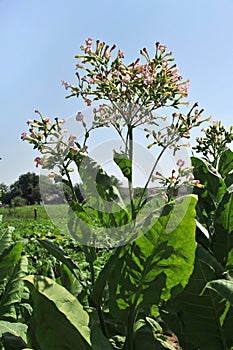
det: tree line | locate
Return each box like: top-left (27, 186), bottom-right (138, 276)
top-left (0, 172), bottom-right (84, 207)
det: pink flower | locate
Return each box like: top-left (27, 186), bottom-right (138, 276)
top-left (89, 77), bottom-right (96, 84)
top-left (186, 173), bottom-right (194, 181)
top-left (144, 73), bottom-right (154, 85)
top-left (172, 68), bottom-right (182, 82)
top-left (85, 46), bottom-right (92, 54)
top-left (34, 157), bottom-right (43, 167)
top-left (85, 38), bottom-right (93, 46)
top-left (118, 49), bottom-right (124, 58)
top-left (143, 64), bottom-right (154, 85)
top-left (122, 74), bottom-right (131, 83)
top-left (159, 44), bottom-right (167, 52)
top-left (21, 132), bottom-right (27, 140)
top-left (176, 159), bottom-right (185, 167)
top-left (133, 61), bottom-right (141, 69)
top-left (85, 99), bottom-right (91, 106)
top-left (76, 63), bottom-right (82, 70)
top-left (76, 112), bottom-right (84, 121)
top-left (69, 134), bottom-right (77, 141)
top-left (43, 117), bottom-right (50, 124)
top-left (61, 80), bottom-right (71, 90)
top-left (194, 180), bottom-right (205, 189)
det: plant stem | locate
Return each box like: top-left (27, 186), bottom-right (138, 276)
top-left (127, 125), bottom-right (136, 220)
top-left (137, 144), bottom-right (169, 210)
top-left (96, 305), bottom-right (108, 338)
top-left (64, 164), bottom-right (79, 203)
top-left (125, 306), bottom-right (136, 350)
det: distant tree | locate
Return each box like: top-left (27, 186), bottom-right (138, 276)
top-left (10, 172), bottom-right (41, 205)
top-left (12, 196), bottom-right (27, 207)
top-left (0, 183), bottom-right (10, 205)
top-left (39, 175), bottom-right (65, 204)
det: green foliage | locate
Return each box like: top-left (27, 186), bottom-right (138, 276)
top-left (108, 195), bottom-right (197, 320)
top-left (113, 151), bottom-right (132, 182)
top-left (11, 197), bottom-right (27, 208)
top-left (0, 226), bottom-right (28, 322)
top-left (23, 275), bottom-right (112, 350)
top-left (10, 173), bottom-right (41, 206)
top-left (0, 321), bottom-right (28, 350)
top-left (15, 37), bottom-right (233, 349)
top-left (193, 121), bottom-right (233, 167)
top-left (162, 149), bottom-right (233, 349)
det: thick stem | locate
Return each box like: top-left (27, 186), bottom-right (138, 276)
top-left (127, 125), bottom-right (136, 220)
top-left (137, 144), bottom-right (169, 210)
top-left (64, 164), bottom-right (79, 203)
top-left (124, 306), bottom-right (137, 350)
top-left (96, 305), bottom-right (108, 338)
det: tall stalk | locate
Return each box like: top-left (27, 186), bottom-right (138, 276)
top-left (127, 125), bottom-right (136, 220)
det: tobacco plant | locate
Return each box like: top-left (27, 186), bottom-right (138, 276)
top-left (1, 38), bottom-right (219, 349)
top-left (162, 123), bottom-right (233, 350)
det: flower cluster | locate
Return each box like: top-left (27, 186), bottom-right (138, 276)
top-left (145, 102), bottom-right (210, 154)
top-left (193, 120), bottom-right (233, 165)
top-left (62, 38), bottom-right (190, 112)
top-left (151, 158), bottom-right (204, 201)
top-left (21, 111), bottom-right (88, 175)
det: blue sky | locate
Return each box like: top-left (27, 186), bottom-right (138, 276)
top-left (1, 0), bottom-right (233, 185)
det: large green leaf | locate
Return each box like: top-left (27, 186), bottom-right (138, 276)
top-left (67, 154), bottom-right (132, 246)
top-left (113, 150), bottom-right (132, 181)
top-left (108, 195), bottom-right (197, 319)
top-left (218, 149), bottom-right (233, 178)
top-left (23, 275), bottom-right (112, 350)
top-left (0, 243), bottom-right (22, 286)
top-left (133, 319), bottom-right (177, 350)
top-left (162, 245), bottom-right (233, 350)
top-left (0, 256), bottom-right (28, 320)
top-left (212, 191), bottom-right (233, 266)
top-left (0, 242), bottom-right (25, 321)
top-left (89, 247), bottom-right (122, 308)
top-left (0, 226), bottom-right (12, 256)
top-left (191, 157), bottom-right (226, 215)
top-left (206, 279), bottom-right (233, 305)
top-left (38, 239), bottom-right (85, 284)
top-left (0, 321), bottom-right (28, 349)
top-left (75, 154), bottom-right (125, 208)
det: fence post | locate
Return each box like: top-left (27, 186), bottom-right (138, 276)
top-left (34, 208), bottom-right (38, 220)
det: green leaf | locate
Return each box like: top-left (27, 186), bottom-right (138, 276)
top-left (38, 239), bottom-right (85, 284)
top-left (76, 154), bottom-right (125, 208)
top-left (0, 321), bottom-right (28, 348)
top-left (108, 195), bottom-right (197, 319)
top-left (162, 245), bottom-right (233, 350)
top-left (225, 173), bottom-right (233, 188)
top-left (218, 149), bottom-right (233, 178)
top-left (0, 226), bottom-right (12, 256)
top-left (134, 323), bottom-right (176, 350)
top-left (23, 275), bottom-right (112, 350)
top-left (206, 279), bottom-right (233, 305)
top-left (191, 157), bottom-right (226, 215)
top-left (1, 332), bottom-right (28, 350)
top-left (212, 191), bottom-right (233, 266)
top-left (0, 242), bottom-right (25, 321)
top-left (0, 256), bottom-right (28, 320)
top-left (0, 243), bottom-right (22, 287)
top-left (89, 246), bottom-right (122, 307)
top-left (113, 150), bottom-right (132, 181)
